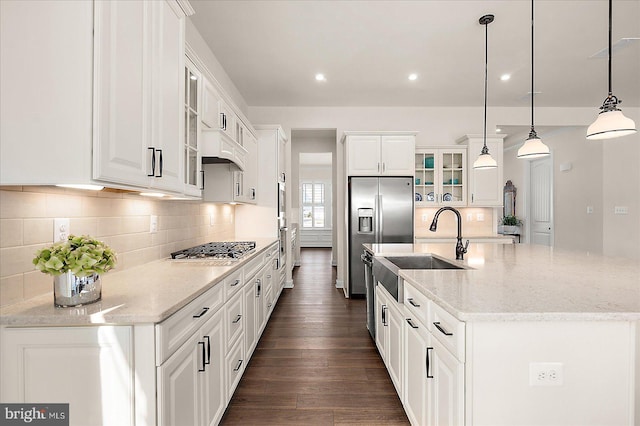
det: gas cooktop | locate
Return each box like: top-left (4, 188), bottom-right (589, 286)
top-left (170, 241), bottom-right (256, 260)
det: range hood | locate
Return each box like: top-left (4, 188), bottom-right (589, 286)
top-left (201, 128), bottom-right (247, 171)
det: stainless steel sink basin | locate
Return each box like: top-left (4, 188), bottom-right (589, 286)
top-left (372, 255), bottom-right (466, 301)
top-left (384, 256), bottom-right (463, 270)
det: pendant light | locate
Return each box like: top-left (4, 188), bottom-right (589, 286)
top-left (586, 0), bottom-right (637, 140)
top-left (517, 0), bottom-right (550, 159)
top-left (473, 14), bottom-right (498, 170)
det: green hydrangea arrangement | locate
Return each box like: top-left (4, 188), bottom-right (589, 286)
top-left (33, 235), bottom-right (117, 277)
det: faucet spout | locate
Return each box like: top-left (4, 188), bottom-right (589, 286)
top-left (429, 207), bottom-right (469, 260)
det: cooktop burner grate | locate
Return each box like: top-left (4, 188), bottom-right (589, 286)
top-left (170, 241), bottom-right (256, 260)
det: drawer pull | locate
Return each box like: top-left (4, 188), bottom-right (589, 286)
top-left (233, 359), bottom-right (243, 372)
top-left (198, 341), bottom-right (206, 372)
top-left (426, 347), bottom-right (434, 379)
top-left (230, 279), bottom-right (240, 287)
top-left (408, 298), bottom-right (421, 307)
top-left (193, 307), bottom-right (209, 318)
top-left (232, 314), bottom-right (242, 324)
top-left (406, 318), bottom-right (419, 329)
top-left (433, 321), bottom-right (453, 336)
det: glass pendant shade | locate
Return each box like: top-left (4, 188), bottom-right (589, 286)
top-left (517, 133), bottom-right (550, 159)
top-left (586, 109), bottom-right (637, 140)
top-left (473, 152), bottom-right (498, 169)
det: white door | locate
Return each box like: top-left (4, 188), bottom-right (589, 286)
top-left (529, 157), bottom-right (553, 246)
top-left (380, 135), bottom-right (415, 175)
top-left (387, 302), bottom-right (404, 399)
top-left (403, 318), bottom-right (429, 426)
top-left (429, 339), bottom-right (464, 426)
top-left (347, 135), bottom-right (381, 175)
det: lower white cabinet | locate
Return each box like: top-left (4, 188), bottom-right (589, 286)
top-left (403, 316), bottom-right (430, 425)
top-left (375, 285), bottom-right (403, 398)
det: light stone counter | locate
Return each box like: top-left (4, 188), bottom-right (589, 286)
top-left (365, 243), bottom-right (640, 321)
top-left (0, 238), bottom-right (278, 326)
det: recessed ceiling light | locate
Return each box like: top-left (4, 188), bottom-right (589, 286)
top-left (315, 73), bottom-right (326, 82)
top-left (408, 73), bottom-right (418, 81)
top-left (500, 74), bottom-right (511, 81)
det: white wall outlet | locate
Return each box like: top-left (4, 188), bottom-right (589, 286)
top-left (614, 206), bottom-right (628, 215)
top-left (421, 213), bottom-right (428, 222)
top-left (586, 206), bottom-right (594, 214)
top-left (476, 213), bottom-right (485, 221)
top-left (529, 362), bottom-right (564, 386)
top-left (149, 215), bottom-right (158, 233)
top-left (54, 218), bottom-right (70, 242)
top-left (466, 213), bottom-right (473, 222)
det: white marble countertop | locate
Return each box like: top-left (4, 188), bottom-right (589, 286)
top-left (365, 243), bottom-right (640, 321)
top-left (0, 238), bottom-right (278, 326)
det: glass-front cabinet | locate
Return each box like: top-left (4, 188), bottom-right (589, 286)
top-left (183, 58), bottom-right (201, 196)
top-left (415, 148), bottom-right (466, 206)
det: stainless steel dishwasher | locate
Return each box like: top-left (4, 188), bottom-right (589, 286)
top-left (361, 250), bottom-right (375, 339)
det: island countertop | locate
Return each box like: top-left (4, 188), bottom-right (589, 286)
top-left (0, 238), bottom-right (278, 326)
top-left (364, 243), bottom-right (640, 321)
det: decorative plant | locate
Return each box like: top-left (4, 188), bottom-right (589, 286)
top-left (500, 215), bottom-right (522, 226)
top-left (33, 235), bottom-right (117, 277)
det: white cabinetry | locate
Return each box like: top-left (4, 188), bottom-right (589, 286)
top-left (0, 326), bottom-right (135, 426)
top-left (414, 148), bottom-right (467, 206)
top-left (345, 133), bottom-right (416, 176)
top-left (93, 0), bottom-right (186, 193)
top-left (457, 135), bottom-right (505, 206)
top-left (375, 285), bottom-right (403, 398)
top-left (183, 58), bottom-right (203, 196)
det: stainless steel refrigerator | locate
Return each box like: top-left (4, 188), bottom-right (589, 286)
top-left (348, 177), bottom-right (414, 298)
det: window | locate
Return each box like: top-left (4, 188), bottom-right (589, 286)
top-left (301, 182), bottom-right (328, 228)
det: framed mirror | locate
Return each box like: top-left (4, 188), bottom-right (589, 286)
top-left (503, 180), bottom-right (516, 218)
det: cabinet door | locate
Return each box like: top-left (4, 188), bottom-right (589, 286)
top-left (381, 135), bottom-right (415, 175)
top-left (157, 333), bottom-right (201, 426)
top-left (243, 133), bottom-right (258, 202)
top-left (201, 78), bottom-right (220, 129)
top-left (468, 137), bottom-right (503, 206)
top-left (438, 149), bottom-right (466, 206)
top-left (1, 326), bottom-right (134, 426)
top-left (219, 101), bottom-right (235, 140)
top-left (404, 317), bottom-right (429, 426)
top-left (183, 58), bottom-right (201, 196)
top-left (149, 0), bottom-right (184, 192)
top-left (387, 301), bottom-right (404, 399)
top-left (254, 274), bottom-right (265, 338)
top-left (243, 277), bottom-right (258, 359)
top-left (415, 151), bottom-right (438, 207)
top-left (201, 309), bottom-right (226, 426)
top-left (374, 285), bottom-right (388, 360)
top-left (428, 339), bottom-right (464, 426)
top-left (93, 0), bottom-right (151, 187)
top-left (347, 135), bottom-right (381, 175)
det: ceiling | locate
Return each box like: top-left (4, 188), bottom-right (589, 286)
top-left (189, 0), bottom-right (640, 108)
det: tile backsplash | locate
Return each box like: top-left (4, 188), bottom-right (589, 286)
top-left (0, 186), bottom-right (235, 307)
top-left (415, 207), bottom-right (496, 238)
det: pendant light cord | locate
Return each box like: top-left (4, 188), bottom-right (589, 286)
top-left (531, 0), bottom-right (535, 131)
top-left (608, 0), bottom-right (612, 96)
top-left (483, 19), bottom-right (488, 151)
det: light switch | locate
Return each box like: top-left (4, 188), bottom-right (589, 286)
top-left (614, 206), bottom-right (628, 215)
top-left (476, 213), bottom-right (485, 222)
top-left (466, 213), bottom-right (473, 222)
top-left (586, 206), bottom-right (593, 214)
top-left (150, 215), bottom-right (158, 233)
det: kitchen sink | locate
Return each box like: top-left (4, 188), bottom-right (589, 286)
top-left (372, 255), bottom-right (467, 301)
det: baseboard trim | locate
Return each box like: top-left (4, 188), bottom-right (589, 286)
top-left (335, 279), bottom-right (344, 289)
top-left (284, 279), bottom-right (294, 289)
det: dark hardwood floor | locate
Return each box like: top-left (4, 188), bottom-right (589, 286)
top-left (220, 247), bottom-right (409, 425)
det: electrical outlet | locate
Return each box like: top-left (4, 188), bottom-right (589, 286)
top-left (150, 215), bottom-right (158, 233)
top-left (529, 362), bottom-right (563, 386)
top-left (476, 213), bottom-right (484, 222)
top-left (421, 214), bottom-right (428, 222)
top-left (53, 218), bottom-right (70, 242)
top-left (586, 206), bottom-right (594, 214)
top-left (614, 206), bottom-right (628, 215)
top-left (466, 213), bottom-right (473, 222)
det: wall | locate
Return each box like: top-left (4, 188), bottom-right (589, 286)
top-left (415, 207), bottom-right (495, 238)
top-left (0, 187), bottom-right (235, 307)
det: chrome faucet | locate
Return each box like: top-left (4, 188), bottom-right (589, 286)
top-left (429, 207), bottom-right (469, 260)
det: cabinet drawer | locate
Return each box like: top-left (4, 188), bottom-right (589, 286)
top-left (155, 283), bottom-right (224, 365)
top-left (403, 283), bottom-right (429, 328)
top-left (243, 252), bottom-right (265, 282)
top-left (225, 291), bottom-right (244, 351)
top-left (429, 301), bottom-right (465, 362)
top-left (223, 269), bottom-right (243, 302)
top-left (226, 337), bottom-right (245, 402)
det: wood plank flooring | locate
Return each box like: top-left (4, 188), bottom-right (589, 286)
top-left (220, 248), bottom-right (409, 425)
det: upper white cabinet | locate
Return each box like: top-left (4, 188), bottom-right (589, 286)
top-left (458, 135), bottom-right (505, 206)
top-left (415, 148), bottom-right (467, 206)
top-left (93, 0), bottom-right (186, 193)
top-left (183, 57), bottom-right (203, 197)
top-left (345, 133), bottom-right (416, 176)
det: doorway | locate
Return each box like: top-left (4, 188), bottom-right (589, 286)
top-left (529, 156), bottom-right (554, 246)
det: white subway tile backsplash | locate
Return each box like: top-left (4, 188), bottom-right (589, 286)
top-left (23, 270), bottom-right (52, 300)
top-left (45, 193), bottom-right (83, 218)
top-left (0, 274), bottom-right (23, 307)
top-left (23, 218), bottom-right (53, 245)
top-left (0, 219), bottom-right (23, 248)
top-left (0, 190), bottom-right (46, 218)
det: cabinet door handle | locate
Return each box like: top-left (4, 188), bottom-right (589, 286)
top-left (382, 162), bottom-right (386, 173)
top-left (193, 307), bottom-right (209, 318)
top-left (232, 314), bottom-right (242, 324)
top-left (426, 347), bottom-right (434, 379)
top-left (230, 279), bottom-right (240, 287)
top-left (381, 304), bottom-right (387, 326)
top-left (200, 170), bottom-right (205, 190)
top-left (233, 359), bottom-right (243, 372)
top-left (268, 303), bottom-right (272, 309)
top-left (203, 335), bottom-right (211, 365)
top-left (406, 318), bottom-right (419, 329)
top-left (147, 147), bottom-right (156, 177)
top-left (220, 112), bottom-right (226, 131)
top-left (408, 298), bottom-right (421, 307)
top-left (198, 341), bottom-right (206, 372)
top-left (251, 188), bottom-right (256, 199)
top-left (433, 321), bottom-right (453, 336)
top-left (155, 149), bottom-right (163, 177)
top-left (377, 162), bottom-right (381, 173)
top-left (256, 279), bottom-right (261, 297)
top-left (472, 193), bottom-right (474, 203)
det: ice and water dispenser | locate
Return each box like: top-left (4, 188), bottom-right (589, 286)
top-left (357, 208), bottom-right (374, 233)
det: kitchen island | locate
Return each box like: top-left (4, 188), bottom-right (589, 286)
top-left (365, 242), bottom-right (639, 425)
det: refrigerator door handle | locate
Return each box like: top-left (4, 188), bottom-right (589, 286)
top-left (378, 194), bottom-right (383, 242)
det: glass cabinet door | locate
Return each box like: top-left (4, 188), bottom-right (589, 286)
top-left (415, 149), bottom-right (466, 206)
top-left (415, 152), bottom-right (437, 205)
top-left (184, 59), bottom-right (200, 191)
